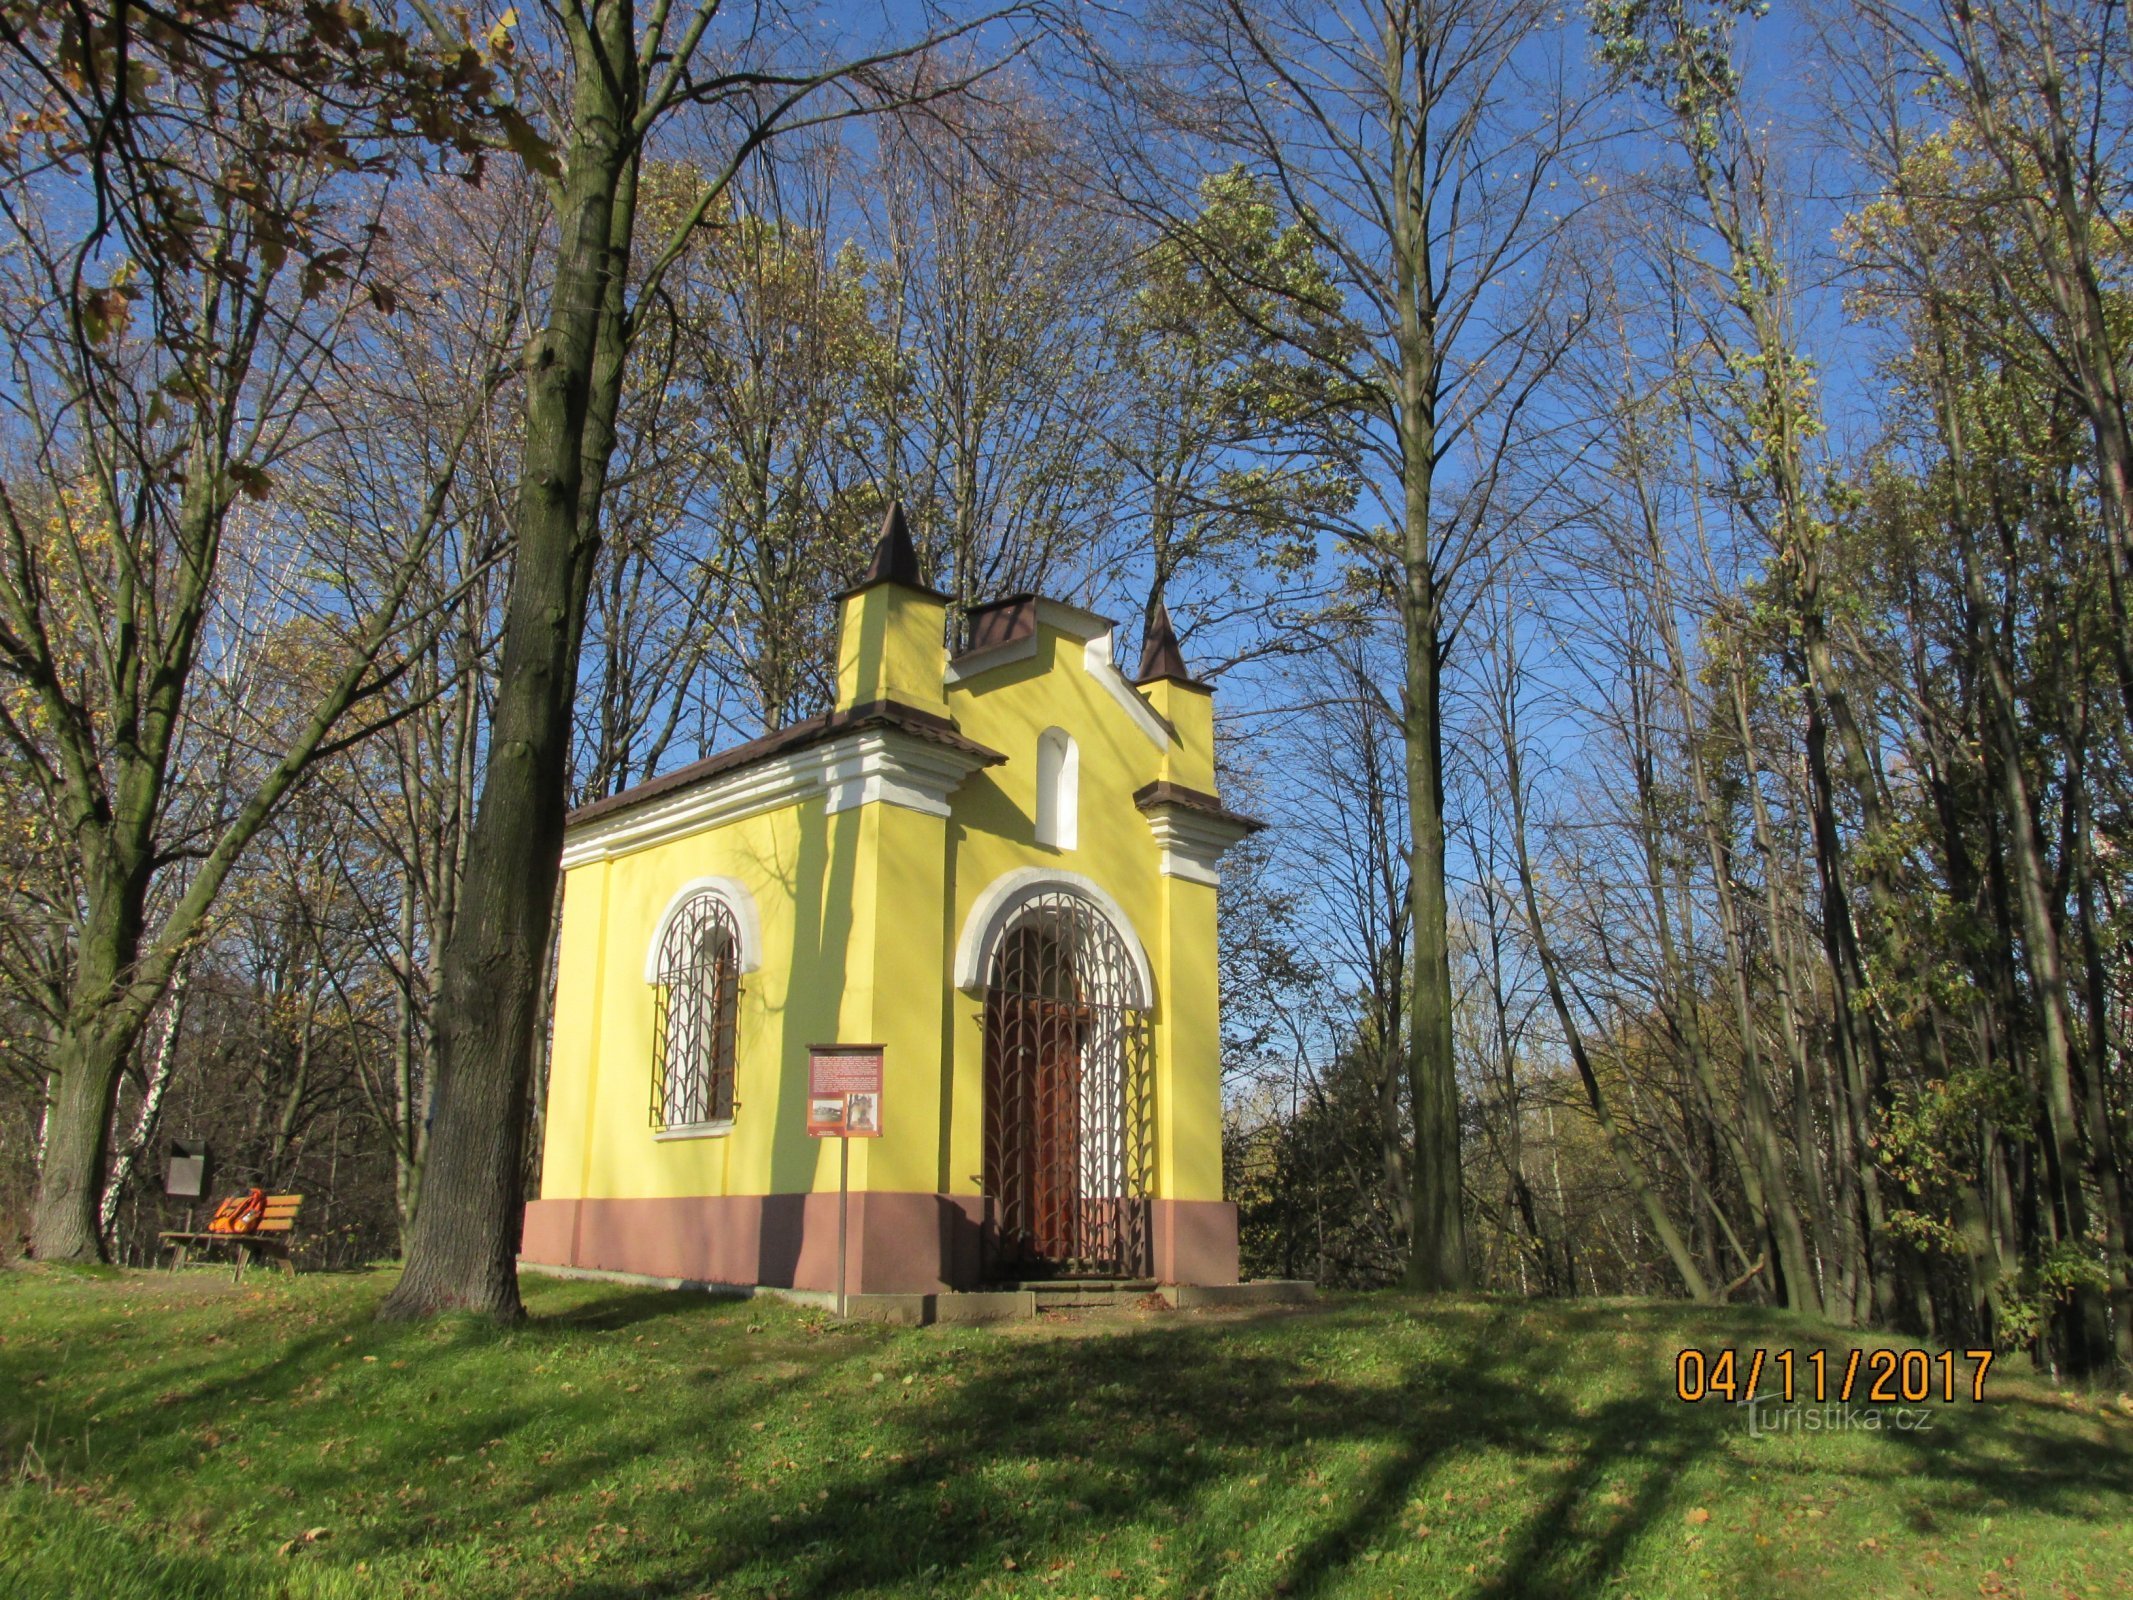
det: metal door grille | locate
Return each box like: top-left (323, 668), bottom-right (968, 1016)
top-left (650, 894), bottom-right (740, 1129)
top-left (982, 891), bottom-right (1152, 1278)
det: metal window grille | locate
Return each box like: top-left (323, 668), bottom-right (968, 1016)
top-left (982, 890), bottom-right (1152, 1278)
top-left (650, 894), bottom-right (740, 1130)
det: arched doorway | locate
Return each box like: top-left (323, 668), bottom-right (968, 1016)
top-left (982, 889), bottom-right (1152, 1278)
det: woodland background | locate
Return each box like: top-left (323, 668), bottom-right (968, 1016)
top-left (3, 0), bottom-right (2131, 1376)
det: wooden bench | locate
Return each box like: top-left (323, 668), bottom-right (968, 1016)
top-left (161, 1195), bottom-right (304, 1280)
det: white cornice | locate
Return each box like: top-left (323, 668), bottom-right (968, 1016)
top-left (942, 629), bottom-right (1038, 686)
top-left (561, 728), bottom-right (994, 868)
top-left (1141, 806), bottom-right (1256, 887)
top-left (822, 730), bottom-right (990, 817)
top-left (1081, 631), bottom-right (1172, 751)
top-left (1035, 597), bottom-right (1115, 642)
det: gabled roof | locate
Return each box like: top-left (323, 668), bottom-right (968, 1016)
top-left (567, 700), bottom-right (1004, 830)
top-left (955, 593), bottom-right (1116, 662)
top-left (943, 592), bottom-right (1175, 752)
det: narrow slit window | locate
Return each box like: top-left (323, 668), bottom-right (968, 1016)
top-left (1035, 727), bottom-right (1079, 850)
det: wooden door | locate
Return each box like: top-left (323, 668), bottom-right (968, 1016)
top-left (984, 925), bottom-right (1085, 1273)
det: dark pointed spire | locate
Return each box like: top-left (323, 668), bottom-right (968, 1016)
top-left (861, 501), bottom-right (922, 588)
top-left (1135, 601), bottom-right (1195, 685)
top-left (835, 500), bottom-right (948, 604)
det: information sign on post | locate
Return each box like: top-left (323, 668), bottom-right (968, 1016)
top-left (807, 1046), bottom-right (883, 1318)
top-left (806, 1047), bottom-right (883, 1137)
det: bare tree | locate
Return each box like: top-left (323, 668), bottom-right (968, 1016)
top-left (0, 19), bottom-right (506, 1261)
top-left (1102, 0), bottom-right (1599, 1287)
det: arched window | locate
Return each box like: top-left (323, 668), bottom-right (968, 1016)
top-left (1035, 727), bottom-right (1079, 850)
top-left (650, 893), bottom-right (740, 1131)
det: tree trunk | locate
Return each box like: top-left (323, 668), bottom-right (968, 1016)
top-left (28, 847), bottom-right (154, 1262)
top-left (379, 0), bottom-right (639, 1321)
top-left (1928, 343), bottom-right (2122, 1373)
top-left (1404, 582), bottom-right (1467, 1289)
top-left (1389, 43), bottom-right (1468, 1290)
top-left (1505, 742), bottom-right (1712, 1302)
top-left (1634, 579), bottom-right (1821, 1316)
top-left (30, 1026), bottom-right (134, 1261)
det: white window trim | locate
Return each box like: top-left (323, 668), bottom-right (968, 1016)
top-left (953, 867), bottom-right (1154, 1005)
top-left (643, 878), bottom-right (762, 982)
top-left (652, 1119), bottom-right (735, 1142)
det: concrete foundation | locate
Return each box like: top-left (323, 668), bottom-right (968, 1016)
top-left (519, 1259), bottom-right (1313, 1323)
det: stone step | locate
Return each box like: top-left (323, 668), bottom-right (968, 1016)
top-left (1027, 1281), bottom-right (1160, 1312)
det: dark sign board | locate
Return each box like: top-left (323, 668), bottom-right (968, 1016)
top-left (165, 1140), bottom-right (210, 1199)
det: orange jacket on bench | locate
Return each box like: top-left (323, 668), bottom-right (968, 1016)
top-left (206, 1189), bottom-right (267, 1235)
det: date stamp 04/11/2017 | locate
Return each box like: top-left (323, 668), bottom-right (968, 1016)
top-left (1674, 1346), bottom-right (1995, 1405)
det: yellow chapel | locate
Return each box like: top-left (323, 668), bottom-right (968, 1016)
top-left (522, 506), bottom-right (1259, 1295)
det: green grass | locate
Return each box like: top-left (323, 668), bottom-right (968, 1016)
top-left (1, 1268), bottom-right (2129, 1599)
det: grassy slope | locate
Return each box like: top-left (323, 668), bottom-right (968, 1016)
top-left (0, 1269), bottom-right (2129, 1600)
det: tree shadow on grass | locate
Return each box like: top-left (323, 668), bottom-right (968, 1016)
top-left (1865, 1383), bottom-right (2133, 1510)
top-left (545, 1297), bottom-right (1750, 1600)
top-left (14, 1287), bottom-right (1704, 1597)
top-left (533, 1286), bottom-right (760, 1334)
top-left (11, 1282), bottom-right (2132, 1600)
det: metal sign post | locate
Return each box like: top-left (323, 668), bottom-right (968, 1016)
top-left (807, 1046), bottom-right (883, 1320)
top-left (837, 1134), bottom-right (851, 1318)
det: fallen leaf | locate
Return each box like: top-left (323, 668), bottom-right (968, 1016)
top-left (1685, 1507), bottom-right (1712, 1526)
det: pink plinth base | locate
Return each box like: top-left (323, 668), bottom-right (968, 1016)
top-left (521, 1194), bottom-right (1239, 1293)
top-left (1150, 1198), bottom-right (1241, 1286)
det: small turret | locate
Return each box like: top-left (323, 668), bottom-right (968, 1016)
top-left (1133, 602), bottom-right (1214, 790)
top-left (833, 502), bottom-right (949, 713)
top-left (1134, 602), bottom-right (1203, 689)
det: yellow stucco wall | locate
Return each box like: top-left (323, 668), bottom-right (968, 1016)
top-left (539, 584), bottom-right (1231, 1209)
top-left (940, 623), bottom-right (1225, 1204)
top-left (835, 579), bottom-right (950, 714)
